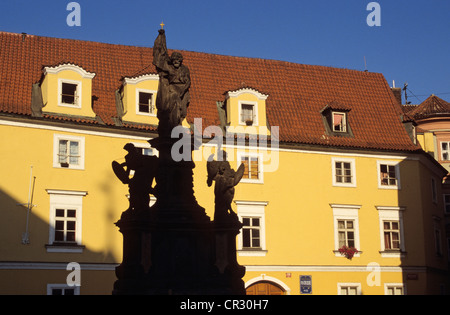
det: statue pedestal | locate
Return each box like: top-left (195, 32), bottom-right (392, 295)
top-left (112, 136), bottom-right (246, 295)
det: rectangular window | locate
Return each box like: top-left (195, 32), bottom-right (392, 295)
top-left (61, 82), bottom-right (78, 105)
top-left (336, 162), bottom-right (352, 183)
top-left (444, 195), bottom-right (450, 214)
top-left (53, 134), bottom-right (85, 170)
top-left (236, 200), bottom-right (268, 256)
top-left (332, 112), bottom-right (347, 132)
top-left (138, 91), bottom-right (155, 115)
top-left (242, 156), bottom-right (259, 180)
top-left (338, 284), bottom-right (361, 295)
top-left (377, 206), bottom-right (405, 257)
top-left (386, 285), bottom-right (404, 295)
top-left (377, 161), bottom-right (400, 189)
top-left (431, 178), bottom-right (438, 203)
top-left (332, 204), bottom-right (361, 257)
top-left (332, 158), bottom-right (356, 187)
top-left (383, 221), bottom-right (400, 250)
top-left (337, 220), bottom-right (355, 248)
top-left (47, 190), bottom-right (86, 253)
top-left (240, 104), bottom-right (255, 125)
top-left (242, 217), bottom-right (261, 249)
top-left (380, 164), bottom-right (397, 186)
top-left (441, 142), bottom-right (450, 161)
top-left (54, 208), bottom-right (77, 243)
top-left (47, 284), bottom-right (79, 295)
top-left (58, 140), bottom-right (80, 166)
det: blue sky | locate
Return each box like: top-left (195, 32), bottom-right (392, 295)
top-left (1, 0), bottom-right (449, 104)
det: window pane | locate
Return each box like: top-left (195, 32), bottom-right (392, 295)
top-left (55, 231), bottom-right (64, 242)
top-left (67, 221), bottom-right (76, 231)
top-left (61, 83), bottom-right (77, 104)
top-left (66, 231), bottom-right (76, 242)
top-left (55, 220), bottom-right (64, 230)
top-left (252, 218), bottom-right (260, 227)
top-left (243, 218), bottom-right (250, 226)
top-left (56, 209), bottom-right (65, 217)
top-left (242, 229), bottom-right (251, 247)
top-left (67, 209), bottom-right (76, 218)
top-left (52, 288), bottom-right (63, 295)
top-left (58, 140), bottom-right (68, 163)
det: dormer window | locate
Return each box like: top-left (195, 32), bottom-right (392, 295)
top-left (61, 82), bottom-right (79, 106)
top-left (137, 90), bottom-right (155, 115)
top-left (40, 64), bottom-right (96, 118)
top-left (332, 112), bottom-right (347, 132)
top-left (320, 101), bottom-right (353, 137)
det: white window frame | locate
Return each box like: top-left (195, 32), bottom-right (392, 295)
top-left (384, 283), bottom-right (405, 295)
top-left (237, 151), bottom-right (263, 184)
top-left (235, 200), bottom-right (268, 256)
top-left (136, 88), bottom-right (157, 116)
top-left (331, 204), bottom-right (361, 257)
top-left (46, 189), bottom-right (87, 253)
top-left (53, 134), bottom-right (85, 170)
top-left (337, 283), bottom-right (361, 295)
top-left (58, 78), bottom-right (82, 108)
top-left (47, 284), bottom-right (80, 295)
top-left (332, 157), bottom-right (356, 187)
top-left (332, 112), bottom-right (347, 133)
top-left (440, 141), bottom-right (450, 161)
top-left (377, 161), bottom-right (401, 190)
top-left (238, 100), bottom-right (258, 126)
top-left (376, 206), bottom-right (406, 257)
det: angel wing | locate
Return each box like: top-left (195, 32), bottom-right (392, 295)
top-left (207, 160), bottom-right (220, 187)
top-left (234, 163), bottom-right (245, 186)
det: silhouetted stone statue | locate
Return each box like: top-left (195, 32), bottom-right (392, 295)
top-left (112, 143), bottom-right (158, 213)
top-left (207, 151), bottom-right (245, 223)
top-left (153, 29), bottom-right (191, 136)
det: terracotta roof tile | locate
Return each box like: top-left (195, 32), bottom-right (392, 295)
top-left (0, 31), bottom-right (419, 152)
top-left (408, 94), bottom-right (450, 120)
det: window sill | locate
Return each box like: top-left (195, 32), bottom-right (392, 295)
top-left (46, 243), bottom-right (85, 253)
top-left (379, 250), bottom-right (406, 258)
top-left (333, 250), bottom-right (362, 258)
top-left (238, 249), bottom-right (267, 257)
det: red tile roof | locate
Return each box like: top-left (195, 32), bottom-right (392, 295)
top-left (407, 94), bottom-right (450, 120)
top-left (0, 31), bottom-right (419, 152)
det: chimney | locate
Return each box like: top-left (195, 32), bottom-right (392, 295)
top-left (391, 87), bottom-right (402, 105)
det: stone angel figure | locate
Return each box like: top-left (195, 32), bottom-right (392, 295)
top-left (207, 151), bottom-right (245, 222)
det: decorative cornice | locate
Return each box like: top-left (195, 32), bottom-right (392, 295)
top-left (43, 63), bottom-right (96, 79)
top-left (226, 87), bottom-right (268, 100)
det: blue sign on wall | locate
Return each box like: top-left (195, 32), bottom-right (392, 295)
top-left (300, 275), bottom-right (312, 294)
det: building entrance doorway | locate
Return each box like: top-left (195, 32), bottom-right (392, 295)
top-left (246, 281), bottom-right (286, 295)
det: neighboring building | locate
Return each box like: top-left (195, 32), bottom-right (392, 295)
top-left (0, 31), bottom-right (448, 295)
top-left (402, 94), bottom-right (450, 283)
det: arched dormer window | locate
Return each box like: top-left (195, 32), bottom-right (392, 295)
top-left (41, 63), bottom-right (96, 118)
top-left (119, 73), bottom-right (160, 125)
top-left (224, 87), bottom-right (270, 136)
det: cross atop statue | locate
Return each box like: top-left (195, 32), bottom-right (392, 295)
top-left (160, 21), bottom-right (165, 29)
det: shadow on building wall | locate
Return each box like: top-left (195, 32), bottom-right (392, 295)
top-left (0, 185), bottom-right (120, 295)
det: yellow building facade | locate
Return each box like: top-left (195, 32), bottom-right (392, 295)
top-left (0, 31), bottom-right (448, 295)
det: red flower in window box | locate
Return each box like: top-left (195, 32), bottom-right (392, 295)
top-left (338, 246), bottom-right (358, 259)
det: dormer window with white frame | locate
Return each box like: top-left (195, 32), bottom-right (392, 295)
top-left (59, 79), bottom-right (81, 108)
top-left (332, 112), bottom-right (347, 132)
top-left (137, 89), bottom-right (156, 116)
